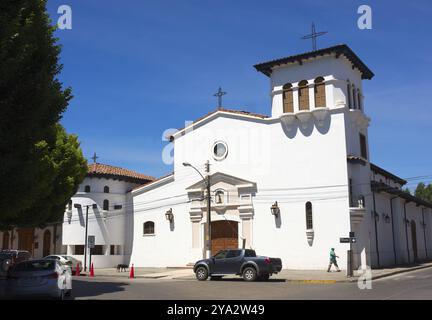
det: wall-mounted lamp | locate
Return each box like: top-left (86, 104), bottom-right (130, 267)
top-left (405, 219), bottom-right (410, 226)
top-left (271, 202), bottom-right (280, 217)
top-left (382, 213), bottom-right (391, 224)
top-left (165, 208), bottom-right (174, 223)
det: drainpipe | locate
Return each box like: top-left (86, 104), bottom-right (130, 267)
top-left (404, 201), bottom-right (410, 264)
top-left (372, 191), bottom-right (380, 267)
top-left (389, 196), bottom-right (398, 265)
top-left (422, 208), bottom-right (428, 259)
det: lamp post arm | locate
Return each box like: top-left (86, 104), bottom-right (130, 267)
top-left (188, 164), bottom-right (206, 182)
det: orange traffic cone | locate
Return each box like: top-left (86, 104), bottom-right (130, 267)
top-left (89, 262), bottom-right (94, 277)
top-left (129, 264), bottom-right (135, 279)
top-left (75, 263), bottom-right (80, 276)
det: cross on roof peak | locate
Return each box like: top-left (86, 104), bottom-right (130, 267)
top-left (301, 22), bottom-right (328, 51)
top-left (213, 86), bottom-right (226, 108)
top-left (91, 152), bottom-right (99, 164)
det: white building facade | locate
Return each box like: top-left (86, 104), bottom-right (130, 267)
top-left (127, 45), bottom-right (432, 270)
top-left (61, 163), bottom-right (154, 268)
top-left (4, 45), bottom-right (430, 271)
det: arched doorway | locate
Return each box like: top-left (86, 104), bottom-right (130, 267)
top-left (411, 220), bottom-right (418, 262)
top-left (210, 220), bottom-right (238, 256)
top-left (18, 228), bottom-right (34, 253)
top-left (2, 232), bottom-right (10, 250)
top-left (43, 230), bottom-right (51, 257)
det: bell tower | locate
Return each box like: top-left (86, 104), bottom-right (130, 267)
top-left (254, 43), bottom-right (375, 224)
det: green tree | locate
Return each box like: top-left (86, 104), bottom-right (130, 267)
top-left (415, 183), bottom-right (432, 203)
top-left (0, 1), bottom-right (87, 228)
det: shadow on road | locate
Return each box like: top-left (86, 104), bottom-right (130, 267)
top-left (70, 278), bottom-right (129, 299)
top-left (209, 278), bottom-right (286, 283)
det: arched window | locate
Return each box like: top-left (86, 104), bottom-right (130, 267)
top-left (143, 221), bottom-right (155, 235)
top-left (282, 83), bottom-right (294, 113)
top-left (104, 186), bottom-right (109, 193)
top-left (346, 81), bottom-right (352, 108)
top-left (306, 202), bottom-right (313, 230)
top-left (84, 185), bottom-right (91, 193)
top-left (2, 232), bottom-right (10, 250)
top-left (68, 200), bottom-right (72, 211)
top-left (298, 80), bottom-right (310, 111)
top-left (103, 199), bottom-right (109, 211)
top-left (352, 84), bottom-right (357, 109)
top-left (314, 77), bottom-right (326, 108)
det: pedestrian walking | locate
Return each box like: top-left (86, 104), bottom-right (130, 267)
top-left (327, 248), bottom-right (340, 272)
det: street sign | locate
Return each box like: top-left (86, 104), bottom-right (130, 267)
top-left (88, 235), bottom-right (95, 248)
top-left (340, 237), bottom-right (356, 243)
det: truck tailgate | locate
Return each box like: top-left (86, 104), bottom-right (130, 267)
top-left (270, 258), bottom-right (282, 272)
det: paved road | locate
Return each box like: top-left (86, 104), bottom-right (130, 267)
top-left (68, 267), bottom-right (432, 300)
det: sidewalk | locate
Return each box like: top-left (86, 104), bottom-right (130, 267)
top-left (85, 262), bottom-right (432, 283)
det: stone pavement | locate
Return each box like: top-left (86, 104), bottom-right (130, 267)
top-left (85, 261), bottom-right (432, 283)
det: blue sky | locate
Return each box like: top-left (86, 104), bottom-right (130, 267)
top-left (46, 0), bottom-right (431, 190)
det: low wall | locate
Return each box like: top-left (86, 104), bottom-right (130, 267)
top-left (71, 255), bottom-right (126, 269)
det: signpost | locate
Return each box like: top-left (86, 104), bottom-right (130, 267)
top-left (88, 235), bottom-right (95, 272)
top-left (340, 233), bottom-right (356, 277)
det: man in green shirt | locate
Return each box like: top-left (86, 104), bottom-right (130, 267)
top-left (327, 248), bottom-right (341, 272)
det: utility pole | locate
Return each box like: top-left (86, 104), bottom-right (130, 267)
top-left (74, 203), bottom-right (93, 272)
top-left (205, 161), bottom-right (211, 259)
top-left (183, 161), bottom-right (212, 258)
top-left (84, 205), bottom-right (89, 272)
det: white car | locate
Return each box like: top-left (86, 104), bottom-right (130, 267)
top-left (6, 259), bottom-right (72, 300)
top-left (43, 255), bottom-right (82, 274)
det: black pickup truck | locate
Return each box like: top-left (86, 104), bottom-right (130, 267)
top-left (194, 249), bottom-right (282, 281)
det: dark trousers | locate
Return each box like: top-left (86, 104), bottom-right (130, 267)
top-left (327, 260), bottom-right (340, 272)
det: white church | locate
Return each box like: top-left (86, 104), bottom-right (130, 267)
top-left (2, 44), bottom-right (431, 271)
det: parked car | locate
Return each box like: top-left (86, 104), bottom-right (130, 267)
top-left (0, 250), bottom-right (31, 277)
top-left (6, 259), bottom-right (72, 300)
top-left (61, 255), bottom-right (83, 274)
top-left (42, 255), bottom-right (82, 274)
top-left (194, 249), bottom-right (282, 281)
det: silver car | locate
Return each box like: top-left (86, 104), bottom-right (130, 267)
top-left (6, 259), bottom-right (72, 300)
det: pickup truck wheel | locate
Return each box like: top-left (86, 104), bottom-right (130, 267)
top-left (242, 267), bottom-right (257, 282)
top-left (195, 266), bottom-right (209, 281)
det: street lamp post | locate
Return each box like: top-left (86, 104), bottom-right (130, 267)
top-left (183, 161), bottom-right (211, 258)
top-left (74, 203), bottom-right (97, 272)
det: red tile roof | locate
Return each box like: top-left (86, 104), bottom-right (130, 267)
top-left (87, 163), bottom-right (155, 184)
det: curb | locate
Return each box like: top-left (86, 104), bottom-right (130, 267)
top-left (371, 264), bottom-right (432, 281)
top-left (284, 279), bottom-right (338, 284)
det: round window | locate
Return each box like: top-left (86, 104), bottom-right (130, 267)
top-left (213, 141), bottom-right (228, 160)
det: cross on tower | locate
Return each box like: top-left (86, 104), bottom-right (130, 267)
top-left (301, 22), bottom-right (327, 51)
top-left (91, 152), bottom-right (99, 164)
top-left (213, 87), bottom-right (226, 108)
